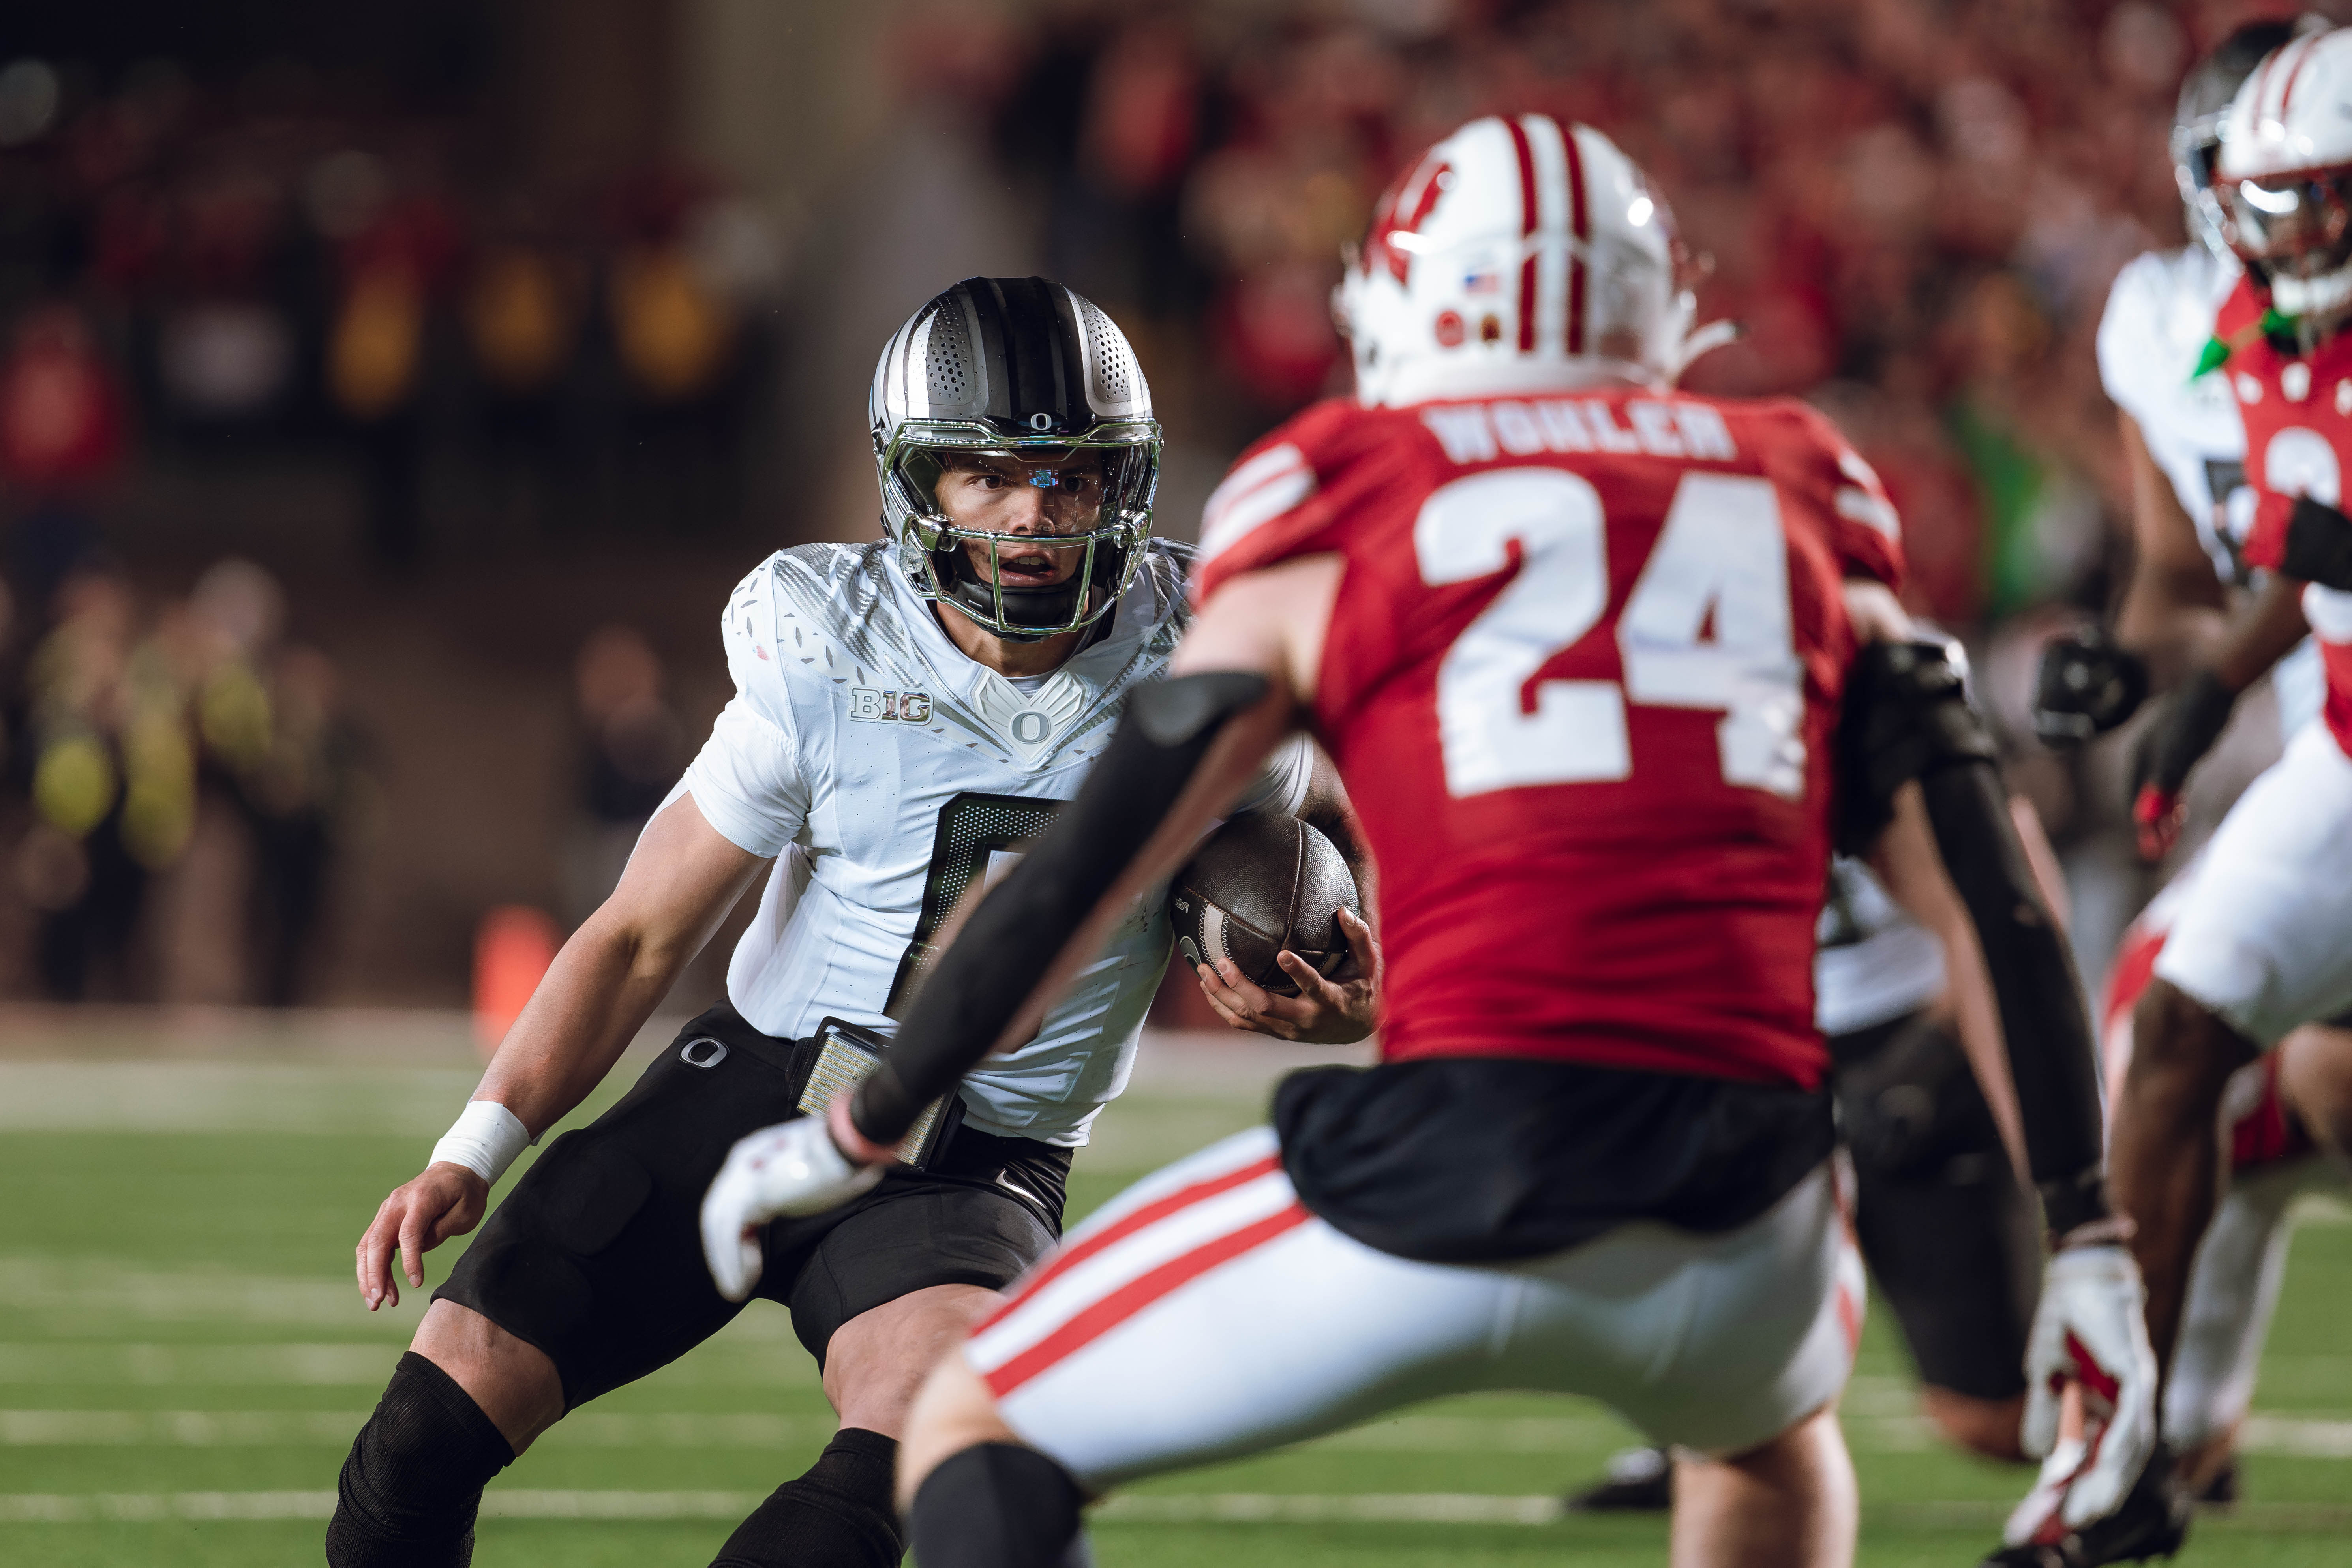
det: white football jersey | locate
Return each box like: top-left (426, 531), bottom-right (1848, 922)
top-left (674, 539), bottom-right (1311, 1147)
top-left (1812, 856), bottom-right (1945, 1039)
top-left (2096, 245), bottom-right (2326, 737)
top-left (2097, 245), bottom-right (2249, 582)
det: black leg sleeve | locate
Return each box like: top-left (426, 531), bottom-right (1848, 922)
top-left (907, 1443), bottom-right (1085, 1568)
top-left (710, 1427), bottom-right (905, 1568)
top-left (326, 1352), bottom-right (516, 1568)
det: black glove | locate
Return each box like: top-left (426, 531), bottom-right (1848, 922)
top-left (2128, 667), bottom-right (2236, 799)
top-left (2282, 493), bottom-right (2352, 591)
top-left (2033, 627), bottom-right (2149, 746)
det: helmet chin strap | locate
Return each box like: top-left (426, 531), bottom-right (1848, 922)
top-left (939, 557), bottom-right (1092, 643)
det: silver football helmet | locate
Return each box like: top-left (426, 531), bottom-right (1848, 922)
top-left (870, 277), bottom-right (1159, 642)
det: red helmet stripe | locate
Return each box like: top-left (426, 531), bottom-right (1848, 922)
top-left (2279, 31), bottom-right (2323, 118)
top-left (1506, 116), bottom-right (1540, 352)
top-left (1561, 122), bottom-right (1589, 356)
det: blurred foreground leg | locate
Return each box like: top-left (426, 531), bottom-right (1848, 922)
top-left (1670, 1405), bottom-right (1856, 1568)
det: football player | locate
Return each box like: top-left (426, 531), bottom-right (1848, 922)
top-left (707, 117), bottom-right (2151, 1568)
top-left (2006, 20), bottom-right (2352, 1553)
top-left (329, 278), bottom-right (1369, 1568)
top-left (2043, 24), bottom-right (2352, 1563)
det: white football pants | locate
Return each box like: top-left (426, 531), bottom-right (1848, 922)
top-left (2154, 723), bottom-right (2352, 1048)
top-left (965, 1127), bottom-right (1863, 1489)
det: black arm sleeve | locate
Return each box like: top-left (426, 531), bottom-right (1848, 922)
top-left (1841, 642), bottom-right (2107, 1225)
top-left (851, 671), bottom-right (1271, 1146)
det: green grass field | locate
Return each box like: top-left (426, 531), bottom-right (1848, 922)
top-left (2, 1023), bottom-right (2348, 1567)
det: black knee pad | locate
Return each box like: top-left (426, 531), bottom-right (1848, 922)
top-left (327, 1352), bottom-right (516, 1568)
top-left (908, 1443), bottom-right (1085, 1568)
top-left (711, 1427), bottom-right (903, 1568)
top-left (1831, 1013), bottom-right (2001, 1182)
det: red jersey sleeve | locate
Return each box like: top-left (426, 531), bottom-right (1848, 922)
top-left (1752, 401), bottom-right (1907, 592)
top-left (1193, 399), bottom-right (1405, 603)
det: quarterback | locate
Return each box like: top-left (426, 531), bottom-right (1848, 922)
top-left (329, 277), bottom-right (1363, 1568)
top-left (710, 116), bottom-right (2151, 1568)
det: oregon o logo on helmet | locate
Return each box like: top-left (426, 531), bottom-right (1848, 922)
top-left (1029, 411), bottom-right (1054, 431)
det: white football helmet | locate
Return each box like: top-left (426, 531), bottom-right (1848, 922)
top-left (2171, 18), bottom-right (2323, 261)
top-left (2217, 25), bottom-right (2352, 324)
top-left (1334, 114), bottom-right (1698, 405)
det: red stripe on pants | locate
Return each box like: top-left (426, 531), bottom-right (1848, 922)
top-left (985, 1201), bottom-right (1314, 1398)
top-left (972, 1153), bottom-right (1284, 1338)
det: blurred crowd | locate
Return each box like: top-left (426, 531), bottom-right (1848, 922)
top-left (0, 555), bottom-right (364, 1003)
top-left (0, 54), bottom-right (784, 565)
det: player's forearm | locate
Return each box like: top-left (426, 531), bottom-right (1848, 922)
top-left (2212, 573), bottom-right (2311, 692)
top-left (471, 910), bottom-right (698, 1135)
top-left (1868, 791), bottom-right (2029, 1181)
top-left (2114, 567), bottom-right (2228, 687)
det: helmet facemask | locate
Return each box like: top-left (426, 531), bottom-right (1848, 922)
top-left (2218, 169), bottom-right (2352, 327)
top-left (878, 421), bottom-right (1159, 643)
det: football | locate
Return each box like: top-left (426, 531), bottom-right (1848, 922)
top-left (1169, 813), bottom-right (1364, 997)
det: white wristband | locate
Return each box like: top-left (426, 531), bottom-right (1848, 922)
top-left (430, 1101), bottom-right (533, 1186)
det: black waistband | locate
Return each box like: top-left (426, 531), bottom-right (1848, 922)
top-left (1274, 1055), bottom-right (1835, 1265)
top-left (673, 1002), bottom-right (1069, 1172)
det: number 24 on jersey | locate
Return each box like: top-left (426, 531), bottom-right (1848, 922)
top-left (1417, 469), bottom-right (1805, 801)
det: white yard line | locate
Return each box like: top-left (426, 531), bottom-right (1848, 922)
top-left (3, 1490), bottom-right (2348, 1529)
top-left (2, 1404), bottom-right (2347, 1458)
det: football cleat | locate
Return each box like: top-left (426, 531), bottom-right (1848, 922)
top-left (1981, 1445), bottom-right (2192, 1568)
top-left (1563, 1445), bottom-right (1673, 1513)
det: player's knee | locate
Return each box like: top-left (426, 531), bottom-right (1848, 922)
top-left (2278, 1023), bottom-right (2352, 1158)
top-left (1917, 1386), bottom-right (2026, 1463)
top-left (907, 1442), bottom-right (1084, 1568)
top-left (327, 1352), bottom-right (516, 1568)
top-left (823, 1284), bottom-right (1000, 1439)
top-left (409, 1299), bottom-right (563, 1452)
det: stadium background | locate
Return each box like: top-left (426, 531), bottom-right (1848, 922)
top-left (0, 1), bottom-right (2344, 1564)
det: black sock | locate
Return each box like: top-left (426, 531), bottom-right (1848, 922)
top-left (327, 1351), bottom-right (517, 1568)
top-left (908, 1443), bottom-right (1084, 1568)
top-left (711, 1427), bottom-right (905, 1568)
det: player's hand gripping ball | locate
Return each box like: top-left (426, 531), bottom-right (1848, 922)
top-left (701, 1111), bottom-right (886, 1302)
top-left (1171, 812), bottom-right (1379, 1044)
top-left (1170, 813), bottom-right (1363, 996)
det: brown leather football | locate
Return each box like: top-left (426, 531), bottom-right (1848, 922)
top-left (1169, 813), bottom-right (1363, 997)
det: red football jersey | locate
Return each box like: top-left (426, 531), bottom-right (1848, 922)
top-left (1195, 390), bottom-right (1904, 1089)
top-left (2218, 275), bottom-right (2352, 758)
